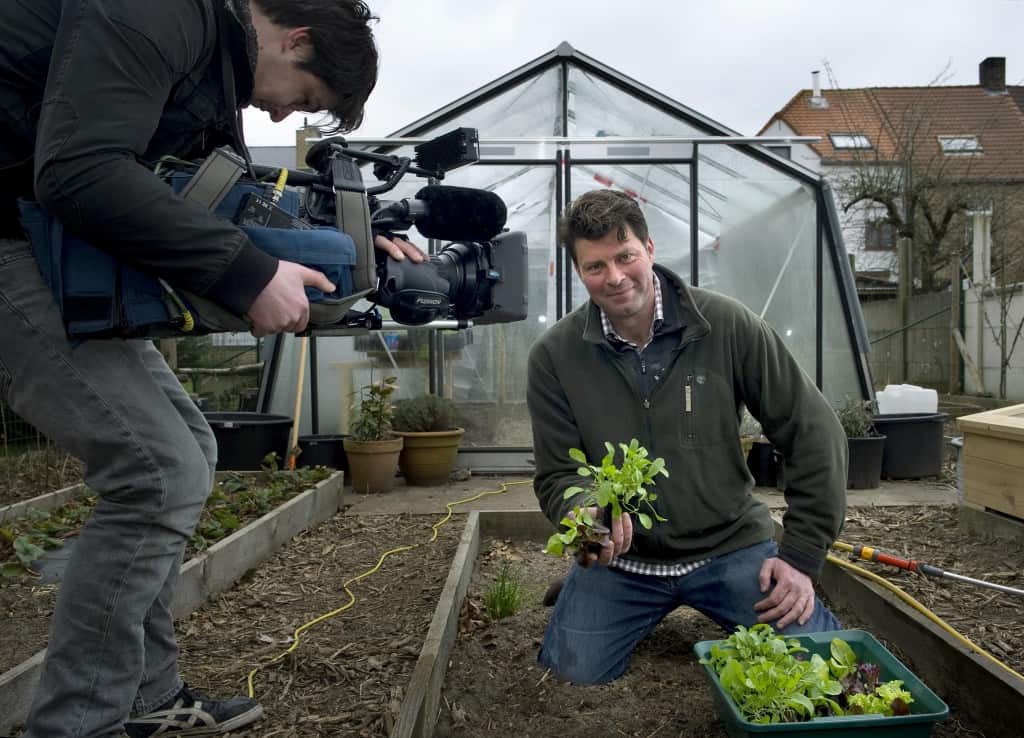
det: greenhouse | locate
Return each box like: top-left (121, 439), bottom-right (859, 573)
top-left (258, 41), bottom-right (871, 468)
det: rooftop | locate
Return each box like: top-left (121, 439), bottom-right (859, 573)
top-left (761, 72), bottom-right (1024, 180)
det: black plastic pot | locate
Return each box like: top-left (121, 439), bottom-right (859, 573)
top-left (846, 435), bottom-right (886, 489)
top-left (204, 412), bottom-right (293, 471)
top-left (297, 434), bottom-right (349, 473)
top-left (746, 440), bottom-right (782, 488)
top-left (872, 413), bottom-right (948, 479)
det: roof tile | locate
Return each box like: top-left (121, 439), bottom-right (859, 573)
top-left (761, 85), bottom-right (1024, 180)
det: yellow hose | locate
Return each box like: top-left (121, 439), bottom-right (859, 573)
top-left (245, 479), bottom-right (533, 697)
top-left (826, 552), bottom-right (1024, 682)
top-left (271, 168), bottom-right (288, 203)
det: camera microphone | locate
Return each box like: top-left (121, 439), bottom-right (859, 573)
top-left (405, 185), bottom-right (507, 242)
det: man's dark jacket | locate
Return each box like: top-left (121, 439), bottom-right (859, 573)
top-left (0, 0), bottom-right (278, 316)
top-left (527, 265), bottom-right (848, 579)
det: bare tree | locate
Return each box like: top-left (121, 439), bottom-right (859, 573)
top-left (969, 186), bottom-right (1024, 398)
top-left (824, 62), bottom-right (997, 293)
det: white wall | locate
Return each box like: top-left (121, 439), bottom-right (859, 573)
top-left (963, 283), bottom-right (1024, 400)
top-left (760, 120), bottom-right (822, 174)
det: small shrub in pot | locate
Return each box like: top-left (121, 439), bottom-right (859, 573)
top-left (836, 397), bottom-right (886, 490)
top-left (391, 394), bottom-right (464, 486)
top-left (392, 395), bottom-right (458, 433)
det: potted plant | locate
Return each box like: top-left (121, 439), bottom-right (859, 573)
top-left (836, 396), bottom-right (886, 490)
top-left (391, 394), bottom-right (465, 486)
top-left (343, 376), bottom-right (403, 493)
top-left (545, 439), bottom-right (668, 559)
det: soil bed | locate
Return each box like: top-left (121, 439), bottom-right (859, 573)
top-left (174, 513), bottom-right (461, 737)
top-left (0, 468), bottom-right (330, 675)
top-left (5, 513), bottom-right (461, 738)
top-left (439, 509), bottom-right (1011, 738)
top-left (840, 505), bottom-right (1024, 677)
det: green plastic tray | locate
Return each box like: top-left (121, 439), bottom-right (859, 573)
top-left (693, 629), bottom-right (949, 738)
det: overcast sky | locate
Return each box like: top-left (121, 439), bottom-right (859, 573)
top-left (242, 0), bottom-right (1019, 146)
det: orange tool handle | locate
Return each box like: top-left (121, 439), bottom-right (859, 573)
top-left (853, 545), bottom-right (921, 572)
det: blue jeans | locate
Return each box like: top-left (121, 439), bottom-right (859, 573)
top-left (0, 239), bottom-right (217, 736)
top-left (538, 540), bottom-right (841, 684)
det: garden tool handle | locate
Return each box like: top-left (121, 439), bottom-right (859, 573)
top-left (852, 545), bottom-right (921, 572)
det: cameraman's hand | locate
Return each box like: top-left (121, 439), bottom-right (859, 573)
top-left (246, 260), bottom-right (335, 337)
top-left (375, 233), bottom-right (425, 263)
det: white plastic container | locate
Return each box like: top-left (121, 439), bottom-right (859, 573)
top-left (875, 384), bottom-right (939, 415)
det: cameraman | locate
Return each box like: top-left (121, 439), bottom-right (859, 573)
top-left (0, 1), bottom-right (418, 735)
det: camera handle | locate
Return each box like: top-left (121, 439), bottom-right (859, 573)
top-left (305, 316), bottom-right (472, 337)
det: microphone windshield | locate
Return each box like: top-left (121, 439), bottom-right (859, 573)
top-left (414, 185), bottom-right (507, 242)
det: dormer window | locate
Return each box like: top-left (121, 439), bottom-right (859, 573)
top-left (938, 135), bottom-right (982, 154)
top-left (830, 133), bottom-right (872, 149)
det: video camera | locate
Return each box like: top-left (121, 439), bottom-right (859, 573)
top-left (19, 128), bottom-right (526, 340)
top-left (250, 127), bottom-right (528, 330)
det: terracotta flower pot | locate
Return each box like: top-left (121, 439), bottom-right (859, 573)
top-left (393, 428), bottom-right (464, 486)
top-left (342, 436), bottom-right (403, 494)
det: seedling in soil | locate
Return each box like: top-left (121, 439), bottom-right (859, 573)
top-left (545, 439), bottom-right (668, 558)
top-left (483, 562), bottom-right (525, 619)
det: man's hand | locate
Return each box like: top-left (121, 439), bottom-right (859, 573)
top-left (574, 507), bottom-right (633, 568)
top-left (375, 233), bottom-right (425, 262)
top-left (246, 260), bottom-right (335, 337)
top-left (754, 557), bottom-right (816, 629)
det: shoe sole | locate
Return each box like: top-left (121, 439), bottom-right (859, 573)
top-left (158, 704), bottom-right (264, 736)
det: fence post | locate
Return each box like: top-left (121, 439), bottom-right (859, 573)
top-left (950, 263), bottom-right (962, 395)
top-left (897, 236), bottom-right (913, 382)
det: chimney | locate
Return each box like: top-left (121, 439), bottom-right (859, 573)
top-left (979, 57), bottom-right (1006, 92)
top-left (809, 70), bottom-right (829, 109)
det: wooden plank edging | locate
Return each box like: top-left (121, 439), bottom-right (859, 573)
top-left (0, 471), bottom-right (344, 733)
top-left (392, 512), bottom-right (481, 738)
top-left (0, 483), bottom-right (87, 524)
top-left (391, 509), bottom-right (552, 738)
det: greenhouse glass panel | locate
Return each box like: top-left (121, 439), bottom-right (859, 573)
top-left (437, 163), bottom-right (556, 447)
top-left (414, 66), bottom-right (562, 138)
top-left (698, 146), bottom-right (818, 379)
top-left (568, 68), bottom-right (707, 137)
top-left (567, 163), bottom-right (694, 311)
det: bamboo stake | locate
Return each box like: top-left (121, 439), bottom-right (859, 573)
top-left (287, 336), bottom-right (309, 470)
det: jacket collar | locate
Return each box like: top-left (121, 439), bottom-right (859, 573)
top-left (222, 0), bottom-right (258, 105)
top-left (581, 263), bottom-right (711, 348)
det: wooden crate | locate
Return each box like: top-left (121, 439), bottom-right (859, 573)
top-left (957, 404), bottom-right (1024, 521)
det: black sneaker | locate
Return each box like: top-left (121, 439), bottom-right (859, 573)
top-left (124, 683), bottom-right (263, 737)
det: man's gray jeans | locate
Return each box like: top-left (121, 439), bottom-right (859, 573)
top-left (0, 238), bottom-right (217, 737)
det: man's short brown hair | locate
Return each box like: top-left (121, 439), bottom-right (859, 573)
top-left (558, 189), bottom-right (650, 265)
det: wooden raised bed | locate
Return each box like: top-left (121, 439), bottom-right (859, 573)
top-left (957, 403), bottom-right (1024, 522)
top-left (0, 471), bottom-right (345, 733)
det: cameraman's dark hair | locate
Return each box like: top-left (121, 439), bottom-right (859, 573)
top-left (252, 0), bottom-right (379, 133)
top-left (558, 189), bottom-right (650, 265)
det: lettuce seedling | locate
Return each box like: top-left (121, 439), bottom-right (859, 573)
top-left (545, 439), bottom-right (668, 557)
top-left (702, 625), bottom-right (915, 723)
